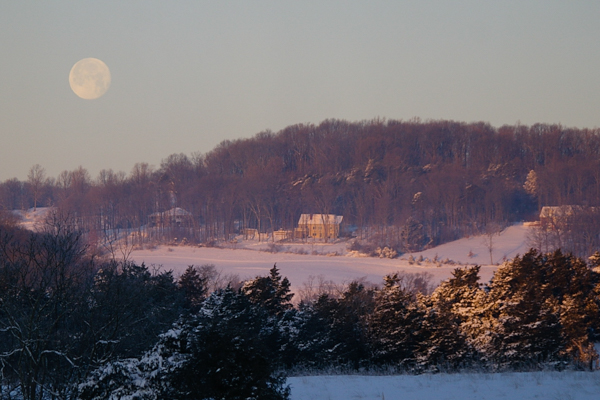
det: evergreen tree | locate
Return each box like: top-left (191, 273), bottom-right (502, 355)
top-left (290, 281), bottom-right (375, 370)
top-left (415, 266), bottom-right (482, 369)
top-left (178, 265), bottom-right (208, 312)
top-left (289, 295), bottom-right (338, 369)
top-left (241, 264), bottom-right (297, 367)
top-left (310, 282), bottom-right (375, 369)
top-left (89, 261), bottom-right (185, 359)
top-left (368, 273), bottom-right (423, 367)
top-left (331, 281), bottom-right (375, 369)
top-left (166, 287), bottom-right (289, 399)
top-left (80, 287), bottom-right (290, 400)
top-left (242, 264), bottom-right (294, 316)
top-left (482, 249), bottom-right (598, 369)
top-left (78, 358), bottom-right (156, 400)
top-left (546, 251), bottom-right (599, 367)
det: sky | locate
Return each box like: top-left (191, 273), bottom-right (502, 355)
top-left (2, 1), bottom-right (600, 182)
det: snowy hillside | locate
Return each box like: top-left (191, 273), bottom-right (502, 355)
top-left (130, 223), bottom-right (532, 292)
top-left (12, 210), bottom-right (533, 290)
top-left (12, 207), bottom-right (52, 231)
top-left (410, 223), bottom-right (532, 265)
top-left (288, 370), bottom-right (600, 400)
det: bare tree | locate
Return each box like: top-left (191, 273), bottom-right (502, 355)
top-left (0, 219), bottom-right (95, 400)
top-left (27, 164), bottom-right (46, 211)
top-left (297, 274), bottom-right (341, 304)
top-left (482, 222), bottom-right (503, 265)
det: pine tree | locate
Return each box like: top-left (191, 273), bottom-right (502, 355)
top-left (289, 296), bottom-right (337, 368)
top-left (546, 251), bottom-right (599, 367)
top-left (178, 265), bottom-right (208, 311)
top-left (166, 287), bottom-right (290, 400)
top-left (482, 249), bottom-right (598, 369)
top-left (78, 358), bottom-right (156, 400)
top-left (242, 264), bottom-right (294, 316)
top-left (331, 281), bottom-right (375, 369)
top-left (80, 287), bottom-right (291, 400)
top-left (368, 274), bottom-right (423, 367)
top-left (241, 264), bottom-right (297, 367)
top-left (291, 281), bottom-right (375, 370)
top-left (415, 267), bottom-right (482, 370)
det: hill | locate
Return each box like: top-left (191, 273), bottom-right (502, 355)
top-left (4, 119), bottom-right (600, 259)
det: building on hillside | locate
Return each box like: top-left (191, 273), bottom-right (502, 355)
top-left (539, 205), bottom-right (588, 227)
top-left (149, 207), bottom-right (193, 227)
top-left (296, 214), bottom-right (343, 240)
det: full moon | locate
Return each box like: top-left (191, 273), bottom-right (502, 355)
top-left (69, 58), bottom-right (111, 100)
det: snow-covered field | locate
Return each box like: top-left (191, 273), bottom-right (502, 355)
top-left (13, 209), bottom-right (532, 291)
top-left (130, 223), bottom-right (532, 292)
top-left (287, 370), bottom-right (600, 400)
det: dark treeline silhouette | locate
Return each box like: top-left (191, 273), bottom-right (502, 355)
top-left (3, 119), bottom-right (600, 254)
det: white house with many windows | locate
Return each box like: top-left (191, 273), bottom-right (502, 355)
top-left (296, 214), bottom-right (343, 240)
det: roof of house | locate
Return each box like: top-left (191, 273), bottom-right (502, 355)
top-left (298, 214), bottom-right (343, 225)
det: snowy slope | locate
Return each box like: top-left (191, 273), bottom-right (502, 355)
top-left (410, 223), bottom-right (532, 265)
top-left (12, 207), bottom-right (52, 231)
top-left (287, 371), bottom-right (600, 400)
top-left (130, 223), bottom-right (532, 291)
top-left (13, 210), bottom-right (532, 290)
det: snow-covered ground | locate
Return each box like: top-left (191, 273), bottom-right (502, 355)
top-left (287, 370), bottom-right (600, 400)
top-left (11, 207), bottom-right (52, 231)
top-left (411, 223), bottom-right (532, 266)
top-left (129, 223), bottom-right (532, 292)
top-left (12, 210), bottom-right (533, 290)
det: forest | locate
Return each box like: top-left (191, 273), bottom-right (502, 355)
top-left (1, 218), bottom-right (599, 400)
top-left (2, 119), bottom-right (600, 257)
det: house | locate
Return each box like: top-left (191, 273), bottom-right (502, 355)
top-left (149, 207), bottom-right (193, 227)
top-left (297, 214), bottom-right (343, 240)
top-left (538, 205), bottom-right (600, 232)
top-left (539, 205), bottom-right (586, 227)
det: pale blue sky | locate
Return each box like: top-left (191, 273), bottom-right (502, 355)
top-left (2, 1), bottom-right (600, 181)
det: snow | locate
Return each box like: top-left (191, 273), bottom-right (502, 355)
top-left (287, 370), bottom-right (600, 400)
top-left (12, 207), bottom-right (52, 231)
top-left (411, 224), bottom-right (532, 266)
top-left (12, 212), bottom-right (532, 291)
top-left (130, 223), bottom-right (532, 292)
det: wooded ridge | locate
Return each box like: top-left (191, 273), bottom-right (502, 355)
top-left (3, 119), bottom-right (600, 256)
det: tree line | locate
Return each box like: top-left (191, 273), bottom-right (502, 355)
top-left (1, 218), bottom-right (600, 399)
top-left (3, 119), bottom-right (600, 255)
